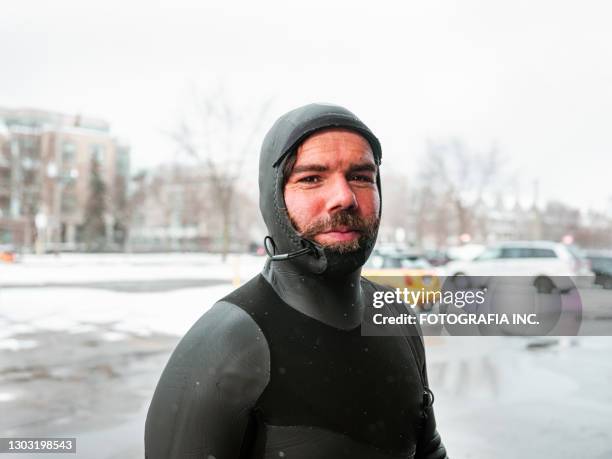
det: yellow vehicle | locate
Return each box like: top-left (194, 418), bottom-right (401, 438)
top-left (0, 245), bottom-right (16, 263)
top-left (362, 252), bottom-right (441, 311)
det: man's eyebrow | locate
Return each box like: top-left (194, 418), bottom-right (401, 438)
top-left (290, 164), bottom-right (329, 174)
top-left (290, 163), bottom-right (378, 175)
top-left (348, 163), bottom-right (377, 173)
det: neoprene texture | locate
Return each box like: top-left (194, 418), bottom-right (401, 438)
top-left (145, 276), bottom-right (448, 459)
top-left (223, 275), bottom-right (422, 457)
top-left (144, 301), bottom-right (270, 458)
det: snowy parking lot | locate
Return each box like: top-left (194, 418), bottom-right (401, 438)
top-left (1, 254), bottom-right (612, 458)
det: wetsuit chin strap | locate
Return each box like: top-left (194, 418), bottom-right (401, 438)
top-left (263, 235), bottom-right (318, 262)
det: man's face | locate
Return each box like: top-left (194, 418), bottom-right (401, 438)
top-left (283, 128), bottom-right (380, 254)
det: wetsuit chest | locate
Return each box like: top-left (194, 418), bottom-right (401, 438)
top-left (223, 275), bottom-right (424, 459)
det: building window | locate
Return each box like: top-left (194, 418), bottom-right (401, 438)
top-left (90, 144), bottom-right (105, 163)
top-left (61, 192), bottom-right (78, 214)
top-left (23, 137), bottom-right (35, 151)
top-left (10, 139), bottom-right (20, 155)
top-left (62, 142), bottom-right (76, 163)
top-left (116, 149), bottom-right (130, 176)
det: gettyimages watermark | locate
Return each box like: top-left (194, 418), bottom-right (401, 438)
top-left (362, 276), bottom-right (612, 336)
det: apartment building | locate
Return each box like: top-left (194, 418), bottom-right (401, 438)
top-left (0, 107), bottom-right (129, 250)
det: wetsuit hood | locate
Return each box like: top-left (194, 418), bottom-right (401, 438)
top-left (259, 103), bottom-right (382, 276)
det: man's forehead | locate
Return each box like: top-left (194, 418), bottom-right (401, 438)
top-left (298, 128), bottom-right (371, 149)
top-left (295, 128), bottom-right (375, 163)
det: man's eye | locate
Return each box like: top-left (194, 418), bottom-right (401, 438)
top-left (351, 174), bottom-right (374, 183)
top-left (298, 176), bottom-right (321, 183)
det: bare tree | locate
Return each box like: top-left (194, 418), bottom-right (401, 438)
top-left (420, 138), bottom-right (506, 242)
top-left (540, 200), bottom-right (580, 242)
top-left (169, 85), bottom-right (271, 260)
top-left (83, 155), bottom-right (107, 251)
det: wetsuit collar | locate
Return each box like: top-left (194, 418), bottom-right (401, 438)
top-left (262, 258), bottom-right (365, 330)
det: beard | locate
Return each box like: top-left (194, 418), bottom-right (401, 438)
top-left (292, 210), bottom-right (379, 254)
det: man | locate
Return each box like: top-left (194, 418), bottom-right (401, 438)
top-left (145, 103), bottom-right (447, 459)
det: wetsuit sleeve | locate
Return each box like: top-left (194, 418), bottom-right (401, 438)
top-left (144, 301), bottom-right (270, 459)
top-left (414, 335), bottom-right (448, 459)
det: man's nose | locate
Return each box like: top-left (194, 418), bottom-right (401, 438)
top-left (326, 176), bottom-right (358, 212)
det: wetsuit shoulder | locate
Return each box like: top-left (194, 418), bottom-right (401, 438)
top-left (145, 300), bottom-right (270, 459)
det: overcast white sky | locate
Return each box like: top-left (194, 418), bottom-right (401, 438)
top-left (1, 0), bottom-right (610, 212)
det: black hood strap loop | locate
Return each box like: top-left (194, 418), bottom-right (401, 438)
top-left (264, 235), bottom-right (318, 262)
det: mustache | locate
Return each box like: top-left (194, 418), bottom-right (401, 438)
top-left (298, 211), bottom-right (379, 240)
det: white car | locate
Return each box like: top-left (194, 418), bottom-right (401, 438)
top-left (444, 241), bottom-right (594, 292)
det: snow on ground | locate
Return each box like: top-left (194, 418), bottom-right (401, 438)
top-left (0, 253), bottom-right (264, 285)
top-left (0, 284), bottom-right (241, 339)
top-left (0, 338), bottom-right (38, 351)
top-left (0, 392), bottom-right (17, 402)
top-left (0, 253), bottom-right (266, 339)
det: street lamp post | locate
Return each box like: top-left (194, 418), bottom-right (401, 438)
top-left (34, 211), bottom-right (47, 254)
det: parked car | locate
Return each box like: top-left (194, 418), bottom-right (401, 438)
top-left (0, 244), bottom-right (17, 263)
top-left (444, 241), bottom-right (594, 293)
top-left (586, 251), bottom-right (612, 289)
top-left (423, 249), bottom-right (451, 267)
top-left (363, 251), bottom-right (441, 311)
top-left (446, 244), bottom-right (486, 262)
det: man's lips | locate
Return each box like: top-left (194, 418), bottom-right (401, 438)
top-left (316, 227), bottom-right (361, 241)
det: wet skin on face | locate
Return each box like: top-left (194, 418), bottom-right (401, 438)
top-left (283, 128), bottom-right (380, 251)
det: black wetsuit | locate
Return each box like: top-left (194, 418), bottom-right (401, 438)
top-left (145, 103), bottom-right (447, 459)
